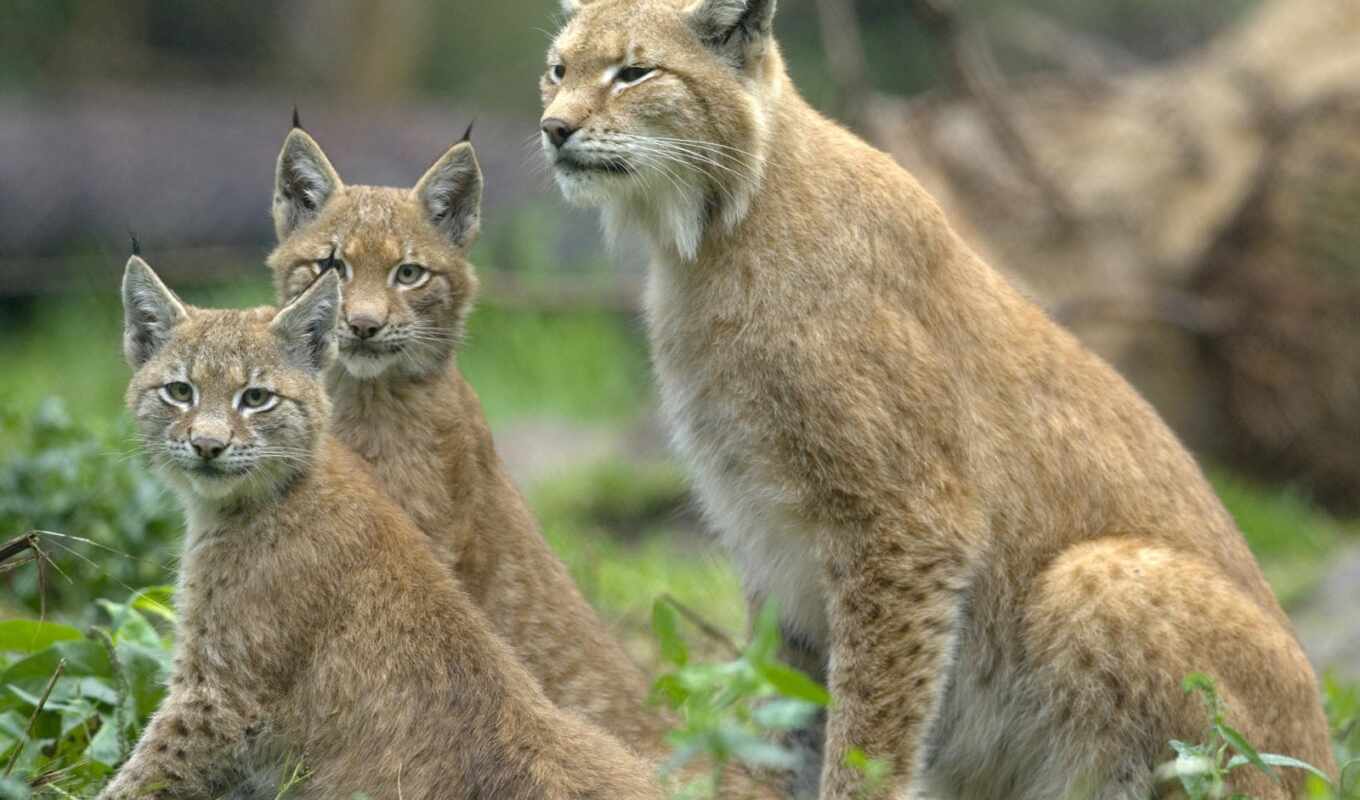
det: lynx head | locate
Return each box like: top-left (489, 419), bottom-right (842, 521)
top-left (123, 256), bottom-right (340, 506)
top-left (541, 0), bottom-right (779, 259)
top-left (267, 125), bottom-right (481, 381)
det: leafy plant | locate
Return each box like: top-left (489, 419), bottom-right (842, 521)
top-left (650, 599), bottom-right (828, 798)
top-left (0, 398), bottom-right (179, 616)
top-left (0, 588), bottom-right (174, 798)
top-left (1159, 672), bottom-right (1341, 799)
top-left (1318, 674), bottom-right (1360, 799)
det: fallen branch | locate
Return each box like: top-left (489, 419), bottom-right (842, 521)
top-left (909, 0), bottom-right (1082, 233)
top-left (997, 8), bottom-right (1141, 78)
top-left (0, 531), bottom-right (53, 620)
top-left (659, 594), bottom-right (743, 659)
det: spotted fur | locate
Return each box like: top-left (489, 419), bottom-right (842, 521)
top-left (541, 2), bottom-right (1336, 798)
top-left (104, 258), bottom-right (662, 800)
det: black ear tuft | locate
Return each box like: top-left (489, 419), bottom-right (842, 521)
top-left (129, 230), bottom-right (141, 257)
top-left (122, 255), bottom-right (188, 368)
top-left (460, 120), bottom-right (475, 144)
top-left (292, 106), bottom-right (304, 130)
top-left (414, 141), bottom-right (483, 248)
top-left (273, 128), bottom-right (342, 241)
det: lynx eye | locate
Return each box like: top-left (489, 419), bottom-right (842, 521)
top-left (616, 66), bottom-right (654, 84)
top-left (392, 263), bottom-right (429, 288)
top-left (238, 388), bottom-right (277, 411)
top-left (550, 64), bottom-right (566, 82)
top-left (160, 382), bottom-right (194, 406)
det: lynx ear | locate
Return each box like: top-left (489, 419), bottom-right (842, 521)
top-left (271, 270), bottom-right (341, 372)
top-left (273, 128), bottom-right (343, 241)
top-left (122, 255), bottom-right (188, 368)
top-left (688, 0), bottom-right (777, 67)
top-left (413, 139), bottom-right (482, 249)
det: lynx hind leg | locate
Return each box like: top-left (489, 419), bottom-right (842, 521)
top-left (1022, 537), bottom-right (1333, 800)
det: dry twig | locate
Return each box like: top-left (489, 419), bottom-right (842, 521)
top-left (3, 658), bottom-right (67, 778)
top-left (659, 594), bottom-right (743, 659)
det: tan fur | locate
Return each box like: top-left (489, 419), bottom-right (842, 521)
top-left (541, 2), bottom-right (1337, 798)
top-left (103, 259), bottom-right (662, 800)
top-left (265, 128), bottom-right (784, 800)
top-left (265, 129), bottom-right (679, 750)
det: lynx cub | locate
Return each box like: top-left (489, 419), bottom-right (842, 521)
top-left (540, 1), bottom-right (1335, 798)
top-left (103, 258), bottom-right (661, 800)
top-left (264, 124), bottom-right (667, 749)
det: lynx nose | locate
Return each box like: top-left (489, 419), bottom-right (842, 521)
top-left (348, 315), bottom-right (385, 340)
top-left (541, 118), bottom-right (577, 149)
top-left (191, 436), bottom-right (227, 461)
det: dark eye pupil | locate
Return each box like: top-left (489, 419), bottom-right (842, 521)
top-left (553, 65), bottom-right (565, 79)
top-left (620, 67), bottom-right (650, 82)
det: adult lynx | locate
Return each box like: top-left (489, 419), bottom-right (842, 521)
top-left (539, 1), bottom-right (1335, 798)
top-left (103, 258), bottom-right (660, 800)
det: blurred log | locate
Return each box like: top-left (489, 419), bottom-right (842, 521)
top-left (864, 0), bottom-right (1360, 509)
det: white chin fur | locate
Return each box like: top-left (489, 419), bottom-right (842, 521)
top-left (188, 474), bottom-right (246, 500)
top-left (339, 352), bottom-right (397, 379)
top-left (553, 168), bottom-right (626, 208)
top-left (552, 155), bottom-right (710, 262)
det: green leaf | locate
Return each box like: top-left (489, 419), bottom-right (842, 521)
top-left (118, 642), bottom-right (170, 719)
top-left (1170, 747), bottom-right (1218, 800)
top-left (1218, 722), bottom-right (1275, 780)
top-left (87, 716), bottom-right (126, 767)
top-left (650, 673), bottom-right (690, 709)
top-left (752, 698), bottom-right (820, 730)
top-left (753, 661), bottom-right (830, 706)
top-left (717, 725), bottom-right (800, 770)
top-left (745, 601), bottom-right (782, 666)
top-left (0, 620), bottom-right (82, 654)
top-left (652, 599), bottom-right (689, 667)
top-left (76, 675), bottom-right (121, 706)
top-left (52, 639), bottom-right (114, 677)
top-left (131, 585), bottom-right (177, 624)
top-left (844, 747), bottom-right (892, 783)
top-left (1226, 753), bottom-right (1333, 786)
top-left (1182, 672), bottom-right (1217, 697)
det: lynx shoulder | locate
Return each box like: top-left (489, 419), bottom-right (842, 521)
top-left (541, 1), bottom-right (1335, 798)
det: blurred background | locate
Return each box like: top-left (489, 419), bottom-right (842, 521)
top-left (2, 0), bottom-right (1358, 682)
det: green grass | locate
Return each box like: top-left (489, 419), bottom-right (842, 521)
top-left (1210, 470), bottom-right (1356, 607)
top-left (459, 304), bottom-right (652, 426)
top-left (531, 460), bottom-right (747, 668)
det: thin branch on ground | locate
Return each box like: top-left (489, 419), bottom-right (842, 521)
top-left (659, 594), bottom-right (743, 659)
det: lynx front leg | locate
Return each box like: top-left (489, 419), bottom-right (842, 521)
top-left (99, 686), bottom-right (254, 800)
top-left (817, 537), bottom-right (967, 800)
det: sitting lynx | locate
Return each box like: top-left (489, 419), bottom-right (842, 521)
top-left (539, 1), bottom-right (1335, 798)
top-left (263, 123), bottom-right (667, 749)
top-left (103, 257), bottom-right (661, 800)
